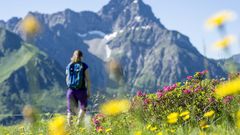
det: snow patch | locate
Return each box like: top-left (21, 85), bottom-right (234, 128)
top-left (105, 45), bottom-right (112, 58)
top-left (141, 25), bottom-right (152, 30)
top-left (77, 33), bottom-right (87, 38)
top-left (135, 16), bottom-right (142, 22)
top-left (88, 31), bottom-right (106, 37)
top-left (130, 25), bottom-right (152, 31)
top-left (133, 0), bottom-right (138, 4)
top-left (77, 31), bottom-right (106, 38)
top-left (104, 32), bottom-right (118, 41)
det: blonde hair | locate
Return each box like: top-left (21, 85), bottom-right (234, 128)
top-left (71, 50), bottom-right (83, 63)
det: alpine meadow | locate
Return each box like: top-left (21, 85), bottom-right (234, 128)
top-left (0, 0), bottom-right (240, 135)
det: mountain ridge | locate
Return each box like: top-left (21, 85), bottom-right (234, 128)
top-left (0, 28), bottom-right (66, 125)
top-left (0, 0), bottom-right (227, 91)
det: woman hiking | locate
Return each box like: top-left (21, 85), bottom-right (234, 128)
top-left (66, 50), bottom-right (91, 126)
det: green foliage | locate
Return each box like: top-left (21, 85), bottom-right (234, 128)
top-left (1, 72), bottom-right (240, 135)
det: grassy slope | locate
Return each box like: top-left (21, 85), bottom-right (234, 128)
top-left (0, 44), bottom-right (39, 83)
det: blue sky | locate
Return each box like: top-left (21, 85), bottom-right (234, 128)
top-left (0, 0), bottom-right (239, 59)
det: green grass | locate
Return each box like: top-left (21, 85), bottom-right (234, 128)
top-left (0, 69), bottom-right (240, 135)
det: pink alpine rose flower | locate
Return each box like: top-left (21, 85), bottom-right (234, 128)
top-left (187, 76), bottom-right (193, 80)
top-left (183, 89), bottom-right (191, 94)
top-left (156, 91), bottom-right (164, 98)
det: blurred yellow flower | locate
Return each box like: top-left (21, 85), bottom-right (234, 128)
top-left (22, 105), bottom-right (37, 123)
top-left (100, 99), bottom-right (131, 116)
top-left (237, 110), bottom-right (240, 128)
top-left (105, 128), bottom-right (112, 132)
top-left (170, 129), bottom-right (175, 133)
top-left (79, 127), bottom-right (86, 133)
top-left (179, 111), bottom-right (190, 117)
top-left (199, 131), bottom-right (207, 135)
top-left (48, 115), bottom-right (66, 135)
top-left (201, 124), bottom-right (210, 129)
top-left (167, 112), bottom-right (179, 124)
top-left (183, 115), bottom-right (190, 121)
top-left (21, 15), bottom-right (40, 36)
top-left (215, 78), bottom-right (240, 97)
top-left (134, 131), bottom-right (142, 135)
top-left (205, 10), bottom-right (236, 29)
top-left (214, 35), bottom-right (236, 49)
top-left (156, 132), bottom-right (163, 135)
top-left (199, 120), bottom-right (206, 127)
top-left (150, 126), bottom-right (157, 131)
top-left (146, 124), bottom-right (152, 130)
top-left (204, 110), bottom-right (215, 118)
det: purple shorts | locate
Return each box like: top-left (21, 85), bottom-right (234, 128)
top-left (67, 89), bottom-right (88, 114)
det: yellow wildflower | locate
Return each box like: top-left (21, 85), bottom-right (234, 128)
top-left (199, 131), bottom-right (207, 135)
top-left (205, 10), bottom-right (236, 29)
top-left (79, 127), bottom-right (86, 133)
top-left (48, 115), bottom-right (66, 135)
top-left (134, 131), bottom-right (142, 135)
top-left (183, 115), bottom-right (190, 121)
top-left (215, 78), bottom-right (240, 97)
top-left (179, 111), bottom-right (190, 117)
top-left (156, 132), bottom-right (163, 135)
top-left (167, 112), bottom-right (179, 124)
top-left (201, 124), bottom-right (210, 129)
top-left (150, 126), bottom-right (157, 131)
top-left (100, 99), bottom-right (131, 116)
top-left (105, 128), bottom-right (112, 132)
top-left (170, 129), bottom-right (175, 133)
top-left (168, 118), bottom-right (178, 124)
top-left (204, 110), bottom-right (215, 118)
top-left (214, 35), bottom-right (236, 49)
top-left (237, 110), bottom-right (240, 128)
top-left (199, 120), bottom-right (206, 127)
top-left (21, 15), bottom-right (40, 36)
top-left (146, 124), bottom-right (151, 130)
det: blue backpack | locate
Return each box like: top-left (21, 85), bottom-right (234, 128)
top-left (66, 62), bottom-right (84, 89)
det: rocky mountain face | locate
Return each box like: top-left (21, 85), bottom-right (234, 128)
top-left (0, 28), bottom-right (66, 125)
top-left (0, 0), bottom-right (226, 92)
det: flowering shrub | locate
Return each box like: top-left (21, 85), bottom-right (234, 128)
top-left (131, 71), bottom-right (227, 125)
top-left (91, 71), bottom-right (240, 134)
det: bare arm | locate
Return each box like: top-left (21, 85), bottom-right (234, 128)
top-left (85, 69), bottom-right (91, 98)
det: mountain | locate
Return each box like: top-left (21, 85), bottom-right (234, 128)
top-left (0, 0), bottom-right (226, 92)
top-left (0, 28), bottom-right (66, 125)
top-left (218, 54), bottom-right (240, 73)
top-left (231, 54), bottom-right (240, 64)
top-left (97, 0), bottom-right (226, 90)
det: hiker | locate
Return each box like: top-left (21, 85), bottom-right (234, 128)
top-left (66, 50), bottom-right (91, 126)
